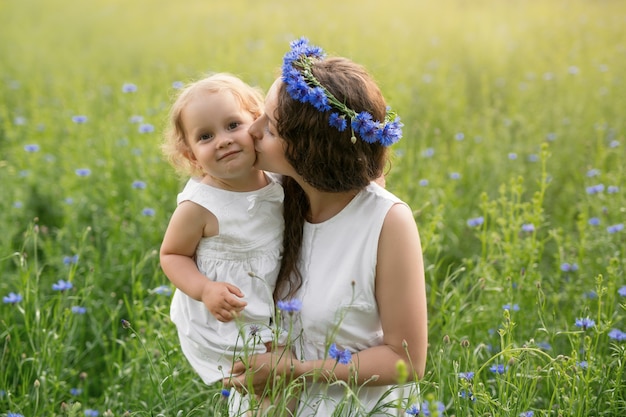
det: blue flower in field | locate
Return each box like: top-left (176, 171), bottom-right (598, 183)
top-left (221, 388), bottom-right (231, 398)
top-left (72, 306), bottom-right (87, 314)
top-left (14, 116), bottom-right (27, 125)
top-left (586, 184), bottom-right (604, 195)
top-left (527, 153), bottom-right (539, 162)
top-left (328, 343), bottom-right (352, 364)
top-left (121, 319), bottom-right (131, 329)
top-left (172, 80), bottom-right (184, 89)
top-left (489, 364), bottom-right (507, 374)
top-left (575, 317), bottom-right (595, 330)
top-left (467, 216), bottom-right (484, 227)
top-left (328, 113), bottom-right (347, 132)
top-left (607, 185), bottom-right (619, 194)
top-left (152, 285), bottom-right (172, 296)
top-left (455, 132), bottom-right (465, 141)
top-left (406, 404), bottom-right (419, 416)
top-left (521, 223), bottom-right (535, 233)
top-left (458, 371), bottom-right (475, 380)
top-left (13, 201), bottom-right (23, 209)
top-left (618, 286), bottom-right (626, 297)
top-left (129, 115), bottom-right (144, 124)
top-left (277, 299), bottom-right (302, 313)
top-left (608, 328), bottom-right (626, 342)
top-left (588, 217), bottom-right (600, 226)
top-left (546, 132), bottom-right (557, 141)
top-left (586, 168), bottom-right (600, 177)
top-left (422, 148), bottom-right (435, 158)
top-left (508, 152), bottom-right (517, 160)
top-left (8, 413), bottom-right (25, 417)
top-left (519, 411), bottom-right (534, 417)
top-left (607, 223), bottom-right (624, 234)
top-left (142, 208), bottom-right (155, 217)
top-left (459, 390), bottom-right (476, 401)
top-left (75, 168), bottom-right (91, 177)
top-left (122, 83), bottom-right (138, 93)
top-left (503, 303), bottom-right (520, 311)
top-left (84, 409), bottom-right (99, 416)
top-left (70, 387), bottom-right (83, 395)
top-left (138, 123), bottom-right (155, 133)
top-left (419, 179), bottom-right (429, 187)
top-left (3, 292), bottom-right (23, 304)
top-left (609, 140), bottom-right (620, 148)
top-left (52, 279), bottom-right (73, 291)
top-left (560, 262), bottom-right (579, 272)
top-left (132, 180), bottom-right (147, 189)
top-left (449, 172), bottom-right (461, 180)
top-left (583, 290), bottom-right (597, 299)
top-left (537, 341), bottom-right (552, 351)
top-left (577, 360), bottom-right (588, 370)
top-left (72, 115), bottom-right (88, 124)
top-left (64, 255), bottom-right (79, 265)
top-left (24, 144), bottom-right (40, 152)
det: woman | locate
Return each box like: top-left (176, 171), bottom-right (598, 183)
top-left (226, 38), bottom-right (427, 416)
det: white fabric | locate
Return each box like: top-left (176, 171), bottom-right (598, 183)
top-left (288, 182), bottom-right (408, 416)
top-left (170, 175), bottom-right (284, 385)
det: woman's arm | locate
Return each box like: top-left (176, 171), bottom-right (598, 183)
top-left (160, 201), bottom-right (247, 322)
top-left (226, 202), bottom-right (427, 389)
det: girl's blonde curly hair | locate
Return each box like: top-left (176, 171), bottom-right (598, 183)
top-left (162, 73), bottom-right (264, 178)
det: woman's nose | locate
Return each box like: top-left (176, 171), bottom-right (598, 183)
top-left (249, 119), bottom-right (262, 141)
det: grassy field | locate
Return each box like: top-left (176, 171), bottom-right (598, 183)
top-left (1, 0), bottom-right (625, 415)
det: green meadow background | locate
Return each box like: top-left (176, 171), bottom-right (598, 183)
top-left (1, 0), bottom-right (625, 415)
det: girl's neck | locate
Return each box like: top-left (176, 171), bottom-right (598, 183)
top-left (300, 182), bottom-right (360, 224)
top-left (202, 169), bottom-right (268, 192)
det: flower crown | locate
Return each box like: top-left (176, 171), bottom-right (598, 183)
top-left (281, 37), bottom-right (403, 147)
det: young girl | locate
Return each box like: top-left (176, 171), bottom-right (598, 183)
top-left (159, 74), bottom-right (286, 406)
top-left (226, 39), bottom-right (428, 416)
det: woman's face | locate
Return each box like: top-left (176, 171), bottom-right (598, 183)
top-left (249, 78), bottom-right (296, 176)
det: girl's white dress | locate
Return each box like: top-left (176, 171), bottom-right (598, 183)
top-left (170, 176), bottom-right (284, 385)
top-left (288, 182), bottom-right (411, 416)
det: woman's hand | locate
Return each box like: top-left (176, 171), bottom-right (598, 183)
top-left (224, 348), bottom-right (295, 394)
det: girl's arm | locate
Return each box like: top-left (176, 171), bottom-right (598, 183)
top-left (160, 201), bottom-right (247, 322)
top-left (226, 202), bottom-right (427, 389)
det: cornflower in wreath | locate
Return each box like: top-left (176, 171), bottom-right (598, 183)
top-left (282, 37), bottom-right (403, 146)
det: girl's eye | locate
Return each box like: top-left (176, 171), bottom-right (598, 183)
top-left (199, 133), bottom-right (213, 141)
top-left (228, 122), bottom-right (240, 130)
top-left (264, 126), bottom-right (275, 137)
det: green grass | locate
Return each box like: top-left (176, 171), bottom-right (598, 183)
top-left (1, 0), bottom-right (626, 415)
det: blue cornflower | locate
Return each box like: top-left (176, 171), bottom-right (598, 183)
top-left (72, 306), bottom-right (87, 314)
top-left (588, 217), bottom-right (600, 226)
top-left (3, 292), bottom-right (23, 304)
top-left (419, 179), bottom-right (429, 187)
top-left (575, 317), bottom-right (595, 330)
top-left (607, 185), bottom-right (619, 194)
top-left (458, 371), bottom-right (475, 380)
top-left (519, 411), bottom-right (534, 417)
top-left (84, 409), bottom-right (99, 416)
top-left (328, 113), bottom-right (347, 132)
top-left (24, 144), bottom-right (40, 152)
top-left (64, 255), bottom-right (79, 265)
top-left (459, 390), bottom-right (476, 401)
top-left (13, 201), bottom-right (23, 208)
top-left (586, 168), bottom-right (600, 177)
top-left (577, 360), bottom-right (588, 369)
top-left (75, 168), bottom-right (91, 177)
top-left (122, 83), bottom-right (138, 93)
top-left (560, 262), bottom-right (579, 272)
top-left (378, 117), bottom-right (403, 146)
top-left (277, 299), bottom-right (302, 313)
top-left (52, 279), bottom-right (73, 291)
top-left (449, 172), bottom-right (461, 180)
top-left (328, 343), bottom-right (352, 364)
top-left (221, 388), bottom-right (231, 398)
top-left (546, 132), bottom-right (557, 141)
top-left (132, 180), bottom-right (147, 189)
top-left (527, 153), bottom-right (539, 162)
top-left (152, 285), bottom-right (172, 296)
top-left (521, 223), bottom-right (535, 232)
top-left (142, 208), bottom-right (155, 216)
top-left (609, 140), bottom-right (620, 148)
top-left (618, 286), bottom-right (626, 297)
top-left (72, 115), bottom-right (88, 124)
top-left (172, 80), bottom-right (184, 89)
top-left (8, 413), bottom-right (25, 417)
top-left (537, 341), bottom-right (552, 351)
top-left (508, 152), bottom-right (518, 160)
top-left (406, 404), bottom-right (419, 416)
top-left (607, 223), bottom-right (624, 234)
top-left (467, 216), bottom-right (484, 227)
top-left (584, 290), bottom-right (598, 299)
top-left (586, 184), bottom-right (604, 195)
top-left (608, 328), bottom-right (626, 342)
top-left (489, 364), bottom-right (507, 374)
top-left (351, 112), bottom-right (373, 134)
top-left (138, 123), bottom-right (154, 133)
top-left (422, 148), bottom-right (435, 158)
top-left (454, 132), bottom-right (465, 141)
top-left (305, 86), bottom-right (330, 112)
top-left (14, 116), bottom-right (27, 125)
top-left (70, 387), bottom-right (83, 395)
top-left (129, 115), bottom-right (144, 124)
top-left (503, 303), bottom-right (520, 311)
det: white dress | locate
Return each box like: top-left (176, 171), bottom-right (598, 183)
top-left (170, 175), bottom-right (284, 385)
top-left (288, 182), bottom-right (409, 416)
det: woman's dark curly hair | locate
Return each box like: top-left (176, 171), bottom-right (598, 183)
top-left (273, 57), bottom-right (390, 301)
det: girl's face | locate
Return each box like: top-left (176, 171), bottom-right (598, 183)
top-left (182, 91), bottom-right (257, 185)
top-left (249, 79), bottom-right (296, 176)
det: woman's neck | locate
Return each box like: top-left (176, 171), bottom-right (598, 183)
top-left (299, 181), bottom-right (360, 224)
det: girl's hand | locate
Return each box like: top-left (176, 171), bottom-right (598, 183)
top-left (202, 281), bottom-right (247, 322)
